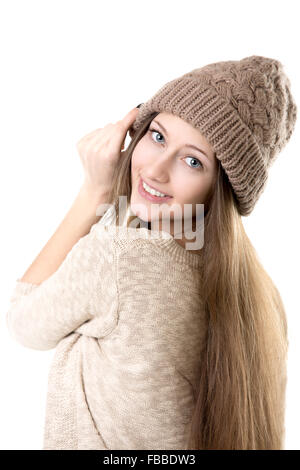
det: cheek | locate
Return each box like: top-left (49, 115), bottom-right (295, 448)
top-left (131, 150), bottom-right (138, 173)
top-left (175, 178), bottom-right (211, 204)
top-left (130, 151), bottom-right (138, 186)
top-left (131, 141), bottom-right (153, 175)
top-left (131, 144), bottom-right (142, 170)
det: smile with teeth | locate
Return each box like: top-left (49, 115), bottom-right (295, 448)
top-left (142, 181), bottom-right (170, 197)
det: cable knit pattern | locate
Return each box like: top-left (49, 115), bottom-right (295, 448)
top-left (132, 55), bottom-right (297, 216)
top-left (6, 213), bottom-right (206, 450)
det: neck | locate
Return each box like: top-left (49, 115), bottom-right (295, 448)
top-left (150, 217), bottom-right (203, 255)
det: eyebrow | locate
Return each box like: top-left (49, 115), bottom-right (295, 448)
top-left (152, 119), bottom-right (210, 161)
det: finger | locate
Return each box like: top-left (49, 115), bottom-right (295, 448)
top-left (77, 127), bottom-right (103, 144)
top-left (120, 107), bottom-right (140, 127)
top-left (110, 108), bottom-right (139, 152)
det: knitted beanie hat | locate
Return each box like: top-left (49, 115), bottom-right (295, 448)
top-left (132, 55), bottom-right (297, 216)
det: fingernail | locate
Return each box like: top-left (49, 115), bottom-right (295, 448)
top-left (136, 103), bottom-right (143, 108)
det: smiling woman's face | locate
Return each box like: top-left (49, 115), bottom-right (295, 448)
top-left (130, 112), bottom-right (217, 235)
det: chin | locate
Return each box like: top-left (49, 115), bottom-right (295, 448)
top-left (130, 203), bottom-right (152, 224)
top-left (130, 189), bottom-right (174, 229)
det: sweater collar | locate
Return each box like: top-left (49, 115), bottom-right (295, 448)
top-left (100, 204), bottom-right (203, 270)
top-left (116, 224), bottom-right (203, 270)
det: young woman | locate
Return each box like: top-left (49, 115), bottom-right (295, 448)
top-left (6, 55), bottom-right (297, 450)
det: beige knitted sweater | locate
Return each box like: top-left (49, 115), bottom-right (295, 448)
top-left (6, 208), bottom-right (206, 450)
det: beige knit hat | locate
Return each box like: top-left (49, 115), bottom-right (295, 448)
top-left (132, 55), bottom-right (297, 216)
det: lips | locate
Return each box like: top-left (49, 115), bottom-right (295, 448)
top-left (138, 178), bottom-right (173, 203)
top-left (141, 178), bottom-right (172, 197)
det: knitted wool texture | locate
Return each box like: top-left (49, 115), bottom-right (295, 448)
top-left (132, 55), bottom-right (297, 216)
top-left (7, 218), bottom-right (205, 450)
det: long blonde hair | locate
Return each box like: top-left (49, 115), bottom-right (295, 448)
top-left (105, 112), bottom-right (289, 450)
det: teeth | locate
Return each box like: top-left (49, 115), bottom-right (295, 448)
top-left (142, 181), bottom-right (168, 197)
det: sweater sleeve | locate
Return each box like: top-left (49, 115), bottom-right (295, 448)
top-left (6, 223), bottom-right (113, 351)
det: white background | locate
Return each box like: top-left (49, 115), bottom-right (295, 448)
top-left (0, 0), bottom-right (299, 450)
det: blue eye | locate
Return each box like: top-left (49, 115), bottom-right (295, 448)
top-left (148, 128), bottom-right (204, 170)
top-left (149, 128), bottom-right (165, 144)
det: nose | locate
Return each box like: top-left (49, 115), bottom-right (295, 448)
top-left (143, 152), bottom-right (173, 184)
